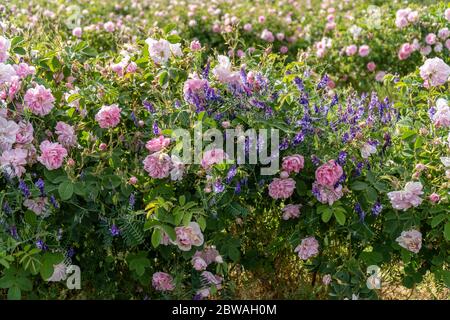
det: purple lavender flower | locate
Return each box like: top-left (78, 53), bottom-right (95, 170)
top-left (203, 60), bottom-right (210, 79)
top-left (67, 247), bottom-right (75, 258)
top-left (293, 77), bottom-right (304, 92)
top-left (36, 239), bottom-right (48, 251)
top-left (35, 178), bottom-right (45, 196)
top-left (19, 180), bottom-right (30, 198)
top-left (152, 121), bottom-right (160, 135)
top-left (337, 151), bottom-right (348, 166)
top-left (317, 74), bottom-right (329, 89)
top-left (371, 201), bottom-right (383, 216)
top-left (226, 165), bottom-right (237, 184)
top-left (234, 181), bottom-right (241, 194)
top-left (292, 132), bottom-right (304, 146)
top-left (129, 192), bottom-right (136, 209)
top-left (213, 180), bottom-right (225, 193)
top-left (311, 155), bottom-right (320, 166)
top-left (143, 100), bottom-right (155, 113)
top-left (110, 224), bottom-right (120, 237)
top-left (355, 203), bottom-right (365, 222)
top-left (10, 226), bottom-right (18, 239)
top-left (50, 195), bottom-right (59, 209)
top-left (2, 202), bottom-right (12, 215)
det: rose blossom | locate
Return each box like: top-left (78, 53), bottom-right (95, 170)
top-left (268, 178), bottom-right (296, 199)
top-left (396, 230), bottom-right (422, 254)
top-left (282, 154), bottom-right (305, 174)
top-left (145, 38), bottom-right (171, 64)
top-left (367, 62), bottom-right (376, 72)
top-left (24, 85), bottom-right (55, 116)
top-left (387, 181), bottom-right (423, 211)
top-left (445, 8), bottom-right (450, 22)
top-left (0, 115), bottom-right (19, 151)
top-left (322, 274), bottom-right (332, 285)
top-left (438, 28), bottom-right (449, 40)
top-left (173, 222), bottom-right (204, 251)
top-left (429, 193), bottom-right (440, 203)
top-left (143, 152), bottom-right (171, 179)
top-left (145, 136), bottom-right (171, 153)
top-left (432, 98), bottom-right (450, 128)
top-left (282, 204), bottom-right (301, 220)
top-left (201, 148), bottom-right (227, 169)
top-left (294, 236), bottom-right (319, 260)
top-left (72, 27), bottom-right (82, 37)
top-left (103, 21), bottom-right (115, 32)
top-left (358, 45), bottom-right (370, 57)
top-left (0, 148), bottom-right (28, 177)
top-left (0, 36), bottom-right (10, 63)
top-left (95, 104), bottom-right (121, 128)
top-left (312, 182), bottom-right (343, 205)
top-left (37, 140), bottom-right (68, 170)
top-left (152, 272), bottom-right (175, 291)
top-left (24, 197), bottom-right (48, 215)
top-left (315, 160), bottom-right (343, 187)
top-left (345, 45), bottom-right (357, 56)
top-left (425, 33), bottom-right (437, 45)
top-left (419, 58), bottom-right (450, 88)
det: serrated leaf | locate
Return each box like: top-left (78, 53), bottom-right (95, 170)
top-left (334, 210), bottom-right (346, 226)
top-left (58, 181), bottom-right (74, 201)
top-left (151, 228), bottom-right (162, 248)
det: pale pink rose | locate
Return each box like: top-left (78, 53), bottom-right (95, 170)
top-left (23, 197), bottom-right (48, 215)
top-left (345, 45), bottom-right (357, 56)
top-left (192, 256), bottom-right (208, 271)
top-left (367, 62), bottom-right (376, 72)
top-left (294, 236), bottom-right (319, 260)
top-left (282, 204), bottom-right (301, 220)
top-left (192, 246), bottom-right (221, 268)
top-left (72, 27), bottom-right (82, 37)
top-left (201, 148), bottom-right (227, 169)
top-left (145, 38), bottom-right (171, 64)
top-left (434, 42), bottom-right (443, 53)
top-left (0, 148), bottom-right (28, 177)
top-left (425, 33), bottom-right (437, 45)
top-left (37, 140), bottom-right (68, 170)
top-left (387, 181), bottom-right (423, 211)
top-left (396, 230), bottom-right (422, 253)
top-left (282, 154), bottom-right (305, 174)
top-left (24, 85), bottom-right (55, 116)
top-left (95, 104), bottom-right (121, 128)
top-left (126, 61), bottom-right (137, 74)
top-left (15, 121), bottom-right (34, 145)
top-left (201, 271), bottom-right (223, 288)
top-left (190, 40), bottom-right (202, 51)
top-left (429, 193), bottom-right (440, 203)
top-left (268, 178), bottom-right (296, 199)
top-left (312, 182), bottom-right (343, 205)
top-left (315, 160), bottom-right (343, 187)
top-left (438, 28), bottom-right (450, 40)
top-left (358, 45), bottom-right (370, 57)
top-left (145, 136), bottom-right (171, 153)
top-left (13, 63), bottom-right (35, 79)
top-left (0, 36), bottom-right (10, 63)
top-left (432, 98), bottom-right (450, 128)
top-left (407, 11), bottom-right (419, 23)
top-left (398, 43), bottom-right (413, 60)
top-left (276, 33), bottom-right (285, 41)
top-left (258, 15), bottom-right (266, 23)
top-left (152, 272), bottom-right (175, 291)
top-left (261, 29), bottom-right (275, 42)
top-left (173, 222), bottom-right (204, 251)
top-left (103, 21), bottom-right (115, 32)
top-left (280, 46), bottom-right (288, 54)
top-left (420, 45), bottom-right (432, 56)
top-left (128, 176), bottom-right (138, 185)
top-left (419, 58), bottom-right (450, 88)
top-left (243, 23), bottom-right (252, 32)
top-left (446, 39), bottom-right (450, 51)
top-left (111, 61), bottom-right (125, 76)
top-left (0, 116), bottom-right (19, 151)
top-left (375, 71), bottom-right (386, 82)
top-left (446, 8), bottom-right (450, 22)
top-left (55, 122), bottom-right (77, 147)
top-left (322, 274), bottom-right (332, 285)
top-left (143, 152), bottom-right (171, 179)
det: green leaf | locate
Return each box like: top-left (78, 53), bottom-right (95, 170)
top-left (182, 211), bottom-right (192, 226)
top-left (128, 256), bottom-right (150, 277)
top-left (40, 253), bottom-right (64, 280)
top-left (179, 195), bottom-right (186, 206)
top-left (166, 34), bottom-right (181, 44)
top-left (159, 71), bottom-right (169, 87)
top-left (7, 286), bottom-right (21, 300)
top-left (431, 214), bottom-right (447, 228)
top-left (160, 224), bottom-right (176, 241)
top-left (151, 228), bottom-right (162, 248)
top-left (321, 208), bottom-right (333, 223)
top-left (444, 222), bottom-right (450, 241)
top-left (197, 216), bottom-right (206, 231)
top-left (334, 210), bottom-right (346, 226)
top-left (58, 181), bottom-right (74, 201)
top-left (13, 47), bottom-right (26, 55)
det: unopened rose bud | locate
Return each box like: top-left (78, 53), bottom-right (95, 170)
top-left (138, 120), bottom-right (145, 127)
top-left (280, 171), bottom-right (289, 179)
top-left (99, 143), bottom-right (107, 151)
top-left (415, 163), bottom-right (426, 171)
top-left (67, 158), bottom-right (75, 166)
top-left (221, 121), bottom-right (231, 129)
top-left (129, 176), bottom-right (138, 185)
top-left (204, 186), bottom-right (212, 193)
top-left (429, 193), bottom-right (440, 203)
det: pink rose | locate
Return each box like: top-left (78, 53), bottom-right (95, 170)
top-left (396, 230), bottom-right (422, 254)
top-left (358, 45), bottom-right (370, 57)
top-left (0, 148), bottom-right (28, 177)
top-left (268, 177), bottom-right (296, 199)
top-left (55, 122), bottom-right (77, 147)
top-left (24, 85), bottom-right (55, 116)
top-left (37, 140), bottom-right (68, 170)
top-left (145, 135), bottom-right (171, 153)
top-left (425, 33), bottom-right (437, 45)
top-left (95, 104), bottom-right (122, 128)
top-left (367, 62), bottom-right (376, 72)
top-left (282, 154), bottom-right (305, 174)
top-left (152, 272), bottom-right (175, 291)
top-left (72, 27), bottom-right (82, 38)
top-left (419, 58), bottom-right (450, 88)
top-left (315, 160), bottom-right (343, 187)
top-left (429, 193), bottom-right (440, 203)
top-left (201, 148), bottom-right (227, 169)
top-left (312, 182), bottom-right (343, 205)
top-left (282, 204), bottom-right (301, 220)
top-left (294, 236), bottom-right (319, 260)
top-left (173, 222), bottom-right (204, 251)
